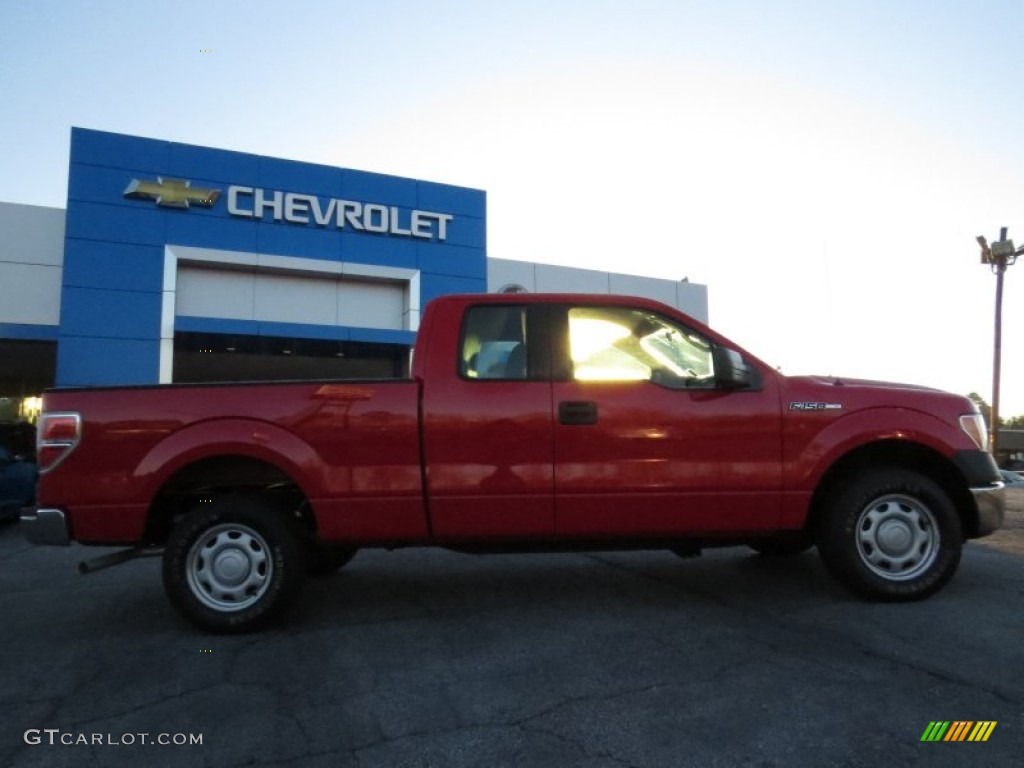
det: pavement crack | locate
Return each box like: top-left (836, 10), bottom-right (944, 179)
top-left (346, 680), bottom-right (668, 765)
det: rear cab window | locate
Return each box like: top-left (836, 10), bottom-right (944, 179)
top-left (460, 305), bottom-right (529, 380)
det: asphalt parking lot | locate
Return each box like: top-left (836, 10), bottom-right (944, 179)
top-left (1, 517), bottom-right (1022, 768)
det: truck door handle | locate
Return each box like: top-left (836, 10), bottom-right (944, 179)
top-left (558, 400), bottom-right (598, 426)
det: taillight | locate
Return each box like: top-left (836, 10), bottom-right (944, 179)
top-left (37, 412), bottom-right (82, 474)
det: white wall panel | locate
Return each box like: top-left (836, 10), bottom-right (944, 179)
top-left (0, 263), bottom-right (62, 325)
top-left (175, 267), bottom-right (255, 320)
top-left (0, 203), bottom-right (64, 267)
top-left (175, 265), bottom-right (405, 330)
top-left (609, 274), bottom-right (679, 307)
top-left (487, 258), bottom-right (536, 293)
top-left (254, 272), bottom-right (337, 325)
top-left (677, 281), bottom-right (709, 323)
top-left (338, 281), bottom-right (404, 330)
top-left (487, 257), bottom-right (709, 322)
top-left (535, 264), bottom-right (611, 293)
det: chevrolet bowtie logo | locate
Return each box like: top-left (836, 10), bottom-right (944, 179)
top-left (123, 177), bottom-right (221, 209)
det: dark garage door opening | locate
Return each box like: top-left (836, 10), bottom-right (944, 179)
top-left (173, 332), bottom-right (410, 383)
top-left (0, 339), bottom-right (56, 397)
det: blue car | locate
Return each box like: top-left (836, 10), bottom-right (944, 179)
top-left (0, 422), bottom-right (36, 522)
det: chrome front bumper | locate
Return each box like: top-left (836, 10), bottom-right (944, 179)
top-left (20, 507), bottom-right (71, 546)
top-left (970, 482), bottom-right (1005, 538)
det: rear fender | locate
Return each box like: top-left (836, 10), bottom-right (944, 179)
top-left (134, 418), bottom-right (321, 504)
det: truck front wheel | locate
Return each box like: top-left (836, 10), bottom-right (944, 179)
top-left (816, 469), bottom-right (962, 601)
top-left (162, 494), bottom-right (306, 633)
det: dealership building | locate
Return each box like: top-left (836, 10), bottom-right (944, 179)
top-left (0, 128), bottom-right (708, 421)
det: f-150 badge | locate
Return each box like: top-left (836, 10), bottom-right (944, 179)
top-left (789, 402), bottom-right (843, 411)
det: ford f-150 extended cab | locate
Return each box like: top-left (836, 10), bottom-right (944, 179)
top-left (23, 293), bottom-right (1004, 633)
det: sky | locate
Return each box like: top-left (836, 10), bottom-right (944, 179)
top-left (3, 1), bottom-right (1024, 413)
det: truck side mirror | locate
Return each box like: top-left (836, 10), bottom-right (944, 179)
top-left (713, 347), bottom-right (750, 390)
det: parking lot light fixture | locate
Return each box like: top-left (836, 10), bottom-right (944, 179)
top-left (976, 227), bottom-right (1024, 456)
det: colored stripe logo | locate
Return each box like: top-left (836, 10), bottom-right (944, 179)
top-left (921, 721), bottom-right (996, 742)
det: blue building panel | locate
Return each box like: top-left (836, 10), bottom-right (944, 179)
top-left (253, 321), bottom-right (351, 341)
top-left (440, 215), bottom-right (486, 249)
top-left (258, 157), bottom-right (344, 198)
top-left (176, 318), bottom-right (352, 341)
top-left (67, 163), bottom-right (142, 207)
top-left (0, 323), bottom-right (58, 341)
top-left (420, 243), bottom-right (487, 279)
top-left (175, 317), bottom-right (417, 348)
top-left (175, 316), bottom-right (266, 337)
top-left (418, 273), bottom-right (487, 307)
top-left (256, 221), bottom-right (343, 261)
top-left (60, 286), bottom-right (162, 340)
top-left (341, 233), bottom-right (419, 271)
top-left (347, 327), bottom-right (416, 346)
top-left (57, 336), bottom-right (159, 387)
top-left (417, 181), bottom-right (486, 218)
top-left (62, 240), bottom-right (164, 292)
top-left (179, 317), bottom-right (346, 340)
top-left (65, 201), bottom-right (167, 246)
top-left (70, 128), bottom-right (170, 173)
top-left (342, 170), bottom-right (419, 207)
top-left (165, 213), bottom-right (260, 253)
top-left (168, 143), bottom-right (260, 187)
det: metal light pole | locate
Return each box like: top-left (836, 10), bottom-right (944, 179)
top-left (976, 227), bottom-right (1023, 457)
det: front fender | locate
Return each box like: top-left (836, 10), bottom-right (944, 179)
top-left (784, 406), bottom-right (968, 492)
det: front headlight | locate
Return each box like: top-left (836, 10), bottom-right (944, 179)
top-left (960, 413), bottom-right (990, 451)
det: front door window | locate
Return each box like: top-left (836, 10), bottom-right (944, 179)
top-left (567, 307), bottom-right (714, 388)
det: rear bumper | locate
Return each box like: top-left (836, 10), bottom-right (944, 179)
top-left (20, 507), bottom-right (71, 546)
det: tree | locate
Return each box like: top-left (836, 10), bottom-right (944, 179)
top-left (967, 392), bottom-right (994, 428)
top-left (967, 392), bottom-right (1024, 429)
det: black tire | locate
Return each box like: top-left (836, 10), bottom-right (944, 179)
top-left (749, 533), bottom-right (814, 557)
top-left (307, 544), bottom-right (357, 576)
top-left (162, 494), bottom-right (307, 633)
top-left (815, 468), bottom-right (962, 601)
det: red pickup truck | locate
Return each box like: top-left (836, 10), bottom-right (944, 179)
top-left (23, 293), bottom-right (1004, 633)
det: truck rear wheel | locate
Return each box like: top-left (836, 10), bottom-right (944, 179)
top-left (162, 494), bottom-right (306, 633)
top-left (816, 468), bottom-right (962, 601)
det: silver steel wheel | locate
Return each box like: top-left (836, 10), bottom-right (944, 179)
top-left (855, 493), bottom-right (939, 581)
top-left (186, 523), bottom-right (272, 611)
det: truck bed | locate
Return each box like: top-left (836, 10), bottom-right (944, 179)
top-left (39, 379), bottom-right (426, 543)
